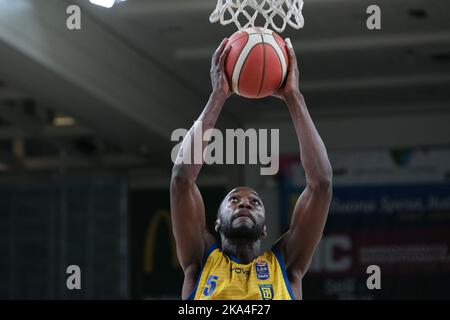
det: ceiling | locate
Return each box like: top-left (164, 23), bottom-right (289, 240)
top-left (77, 0), bottom-right (450, 116)
top-left (0, 0), bottom-right (449, 174)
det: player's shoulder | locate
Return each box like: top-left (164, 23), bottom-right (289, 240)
top-left (269, 241), bottom-right (303, 287)
top-left (271, 235), bottom-right (289, 261)
top-left (201, 238), bottom-right (222, 265)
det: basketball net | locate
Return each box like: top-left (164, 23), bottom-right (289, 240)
top-left (209, 0), bottom-right (304, 33)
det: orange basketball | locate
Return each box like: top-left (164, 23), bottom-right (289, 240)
top-left (225, 27), bottom-right (289, 99)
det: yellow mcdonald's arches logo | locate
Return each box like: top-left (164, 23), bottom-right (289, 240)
top-left (289, 193), bottom-right (298, 219)
top-left (290, 194), bottom-right (297, 211)
top-left (143, 210), bottom-right (180, 273)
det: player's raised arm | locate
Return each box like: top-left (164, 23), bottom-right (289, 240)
top-left (273, 39), bottom-right (333, 278)
top-left (170, 39), bottom-right (232, 272)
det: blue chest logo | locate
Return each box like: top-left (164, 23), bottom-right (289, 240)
top-left (259, 284), bottom-right (274, 300)
top-left (255, 260), bottom-right (270, 280)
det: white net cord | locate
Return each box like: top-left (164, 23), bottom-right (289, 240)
top-left (209, 0), bottom-right (304, 33)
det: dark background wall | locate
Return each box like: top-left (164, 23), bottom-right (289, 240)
top-left (0, 177), bottom-right (128, 299)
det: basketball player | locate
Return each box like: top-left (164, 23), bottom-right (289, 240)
top-left (170, 38), bottom-right (332, 300)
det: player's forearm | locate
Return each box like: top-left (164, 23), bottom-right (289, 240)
top-left (171, 91), bottom-right (226, 183)
top-left (285, 91), bottom-right (332, 188)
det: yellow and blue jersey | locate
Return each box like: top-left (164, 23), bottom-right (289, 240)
top-left (187, 244), bottom-right (296, 300)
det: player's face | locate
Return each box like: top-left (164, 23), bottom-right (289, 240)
top-left (217, 187), bottom-right (266, 241)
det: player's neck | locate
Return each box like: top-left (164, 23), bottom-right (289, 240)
top-left (221, 238), bottom-right (261, 264)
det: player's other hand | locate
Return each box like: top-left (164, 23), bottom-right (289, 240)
top-left (211, 38), bottom-right (232, 100)
top-left (272, 38), bottom-right (301, 100)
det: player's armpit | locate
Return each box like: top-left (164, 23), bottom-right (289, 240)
top-left (170, 174), bottom-right (215, 271)
top-left (276, 181), bottom-right (332, 277)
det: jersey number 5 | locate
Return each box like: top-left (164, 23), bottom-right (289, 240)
top-left (203, 275), bottom-right (218, 296)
